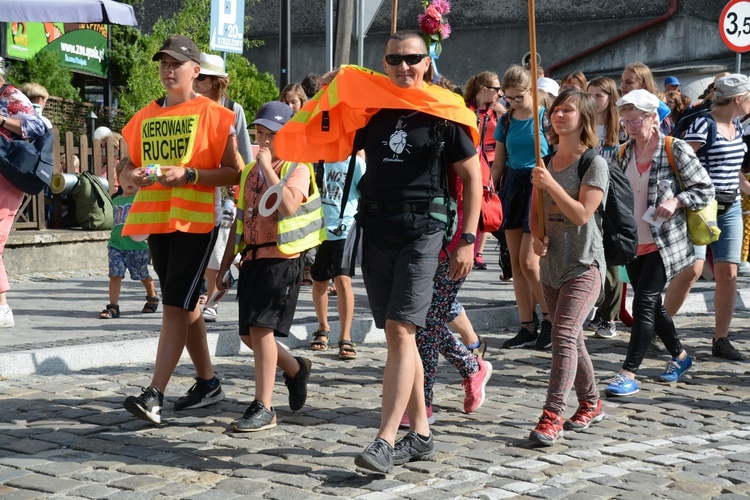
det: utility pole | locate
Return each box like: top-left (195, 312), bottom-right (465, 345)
top-left (334, 0), bottom-right (354, 66)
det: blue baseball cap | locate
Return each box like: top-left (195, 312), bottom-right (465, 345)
top-left (251, 101), bottom-right (293, 132)
top-left (664, 76), bottom-right (680, 86)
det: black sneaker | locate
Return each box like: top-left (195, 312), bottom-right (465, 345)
top-left (712, 337), bottom-right (744, 360)
top-left (536, 320), bottom-right (552, 350)
top-left (283, 357), bottom-right (311, 411)
top-left (394, 431), bottom-right (435, 465)
top-left (231, 400), bottom-right (277, 432)
top-left (503, 328), bottom-right (538, 349)
top-left (354, 438), bottom-right (394, 474)
top-left (174, 377), bottom-right (225, 411)
top-left (123, 386), bottom-right (163, 424)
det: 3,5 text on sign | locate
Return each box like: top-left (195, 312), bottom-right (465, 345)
top-left (721, 0), bottom-right (750, 52)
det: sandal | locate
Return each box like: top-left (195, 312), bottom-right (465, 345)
top-left (142, 296), bottom-right (159, 313)
top-left (310, 330), bottom-right (330, 351)
top-left (338, 339), bottom-right (357, 360)
top-left (99, 304), bottom-right (120, 319)
top-left (327, 283), bottom-right (337, 296)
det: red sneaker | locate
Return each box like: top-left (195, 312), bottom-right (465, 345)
top-left (462, 357), bottom-right (493, 413)
top-left (529, 409), bottom-right (564, 446)
top-left (398, 405), bottom-right (435, 429)
top-left (564, 400), bottom-right (604, 431)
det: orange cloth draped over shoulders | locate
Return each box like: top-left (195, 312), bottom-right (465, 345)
top-left (274, 65), bottom-right (480, 163)
top-left (121, 96), bottom-right (234, 236)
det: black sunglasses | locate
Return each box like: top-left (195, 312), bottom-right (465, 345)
top-left (196, 74), bottom-right (210, 81)
top-left (384, 53), bottom-right (428, 66)
top-left (486, 86), bottom-right (502, 92)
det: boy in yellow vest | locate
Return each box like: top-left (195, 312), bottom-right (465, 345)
top-left (119, 35), bottom-right (243, 424)
top-left (216, 101), bottom-right (322, 431)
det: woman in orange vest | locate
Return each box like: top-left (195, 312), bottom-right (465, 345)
top-left (119, 35), bottom-right (243, 425)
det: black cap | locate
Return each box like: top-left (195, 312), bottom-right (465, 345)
top-left (152, 35), bottom-right (200, 64)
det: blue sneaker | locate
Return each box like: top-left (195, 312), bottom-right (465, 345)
top-left (659, 355), bottom-right (693, 382)
top-left (604, 374), bottom-right (639, 396)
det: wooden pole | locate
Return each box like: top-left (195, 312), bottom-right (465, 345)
top-left (391, 0), bottom-right (398, 34)
top-left (528, 0), bottom-right (544, 239)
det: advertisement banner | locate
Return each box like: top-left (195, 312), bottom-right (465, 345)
top-left (6, 22), bottom-right (109, 78)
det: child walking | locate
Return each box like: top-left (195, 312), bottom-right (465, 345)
top-left (100, 157), bottom-right (158, 319)
top-left (217, 101), bottom-right (324, 431)
top-left (529, 89), bottom-right (609, 446)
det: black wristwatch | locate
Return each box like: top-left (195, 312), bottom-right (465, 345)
top-left (459, 233), bottom-right (476, 244)
top-left (185, 168), bottom-right (197, 185)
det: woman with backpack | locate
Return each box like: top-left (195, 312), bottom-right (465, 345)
top-left (527, 89), bottom-right (608, 446)
top-left (0, 58), bottom-right (47, 329)
top-left (666, 74), bottom-right (750, 360)
top-left (464, 71), bottom-right (505, 270)
top-left (605, 90), bottom-right (714, 397)
top-left (585, 76), bottom-right (627, 339)
top-left (491, 65), bottom-right (552, 350)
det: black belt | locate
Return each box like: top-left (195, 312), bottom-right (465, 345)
top-left (360, 199), bottom-right (447, 214)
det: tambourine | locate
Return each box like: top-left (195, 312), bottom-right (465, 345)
top-left (258, 162), bottom-right (299, 217)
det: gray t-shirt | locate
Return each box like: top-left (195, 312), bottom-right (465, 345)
top-left (540, 154), bottom-right (609, 290)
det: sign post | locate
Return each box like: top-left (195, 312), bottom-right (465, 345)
top-left (210, 0), bottom-right (244, 54)
top-left (720, 0), bottom-right (750, 72)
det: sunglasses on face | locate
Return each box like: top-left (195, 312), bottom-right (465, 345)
top-left (384, 53), bottom-right (428, 66)
top-left (196, 74), bottom-right (210, 82)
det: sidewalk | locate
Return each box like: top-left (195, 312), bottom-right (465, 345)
top-left (1, 246), bottom-right (746, 377)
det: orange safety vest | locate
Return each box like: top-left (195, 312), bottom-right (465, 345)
top-left (121, 96), bottom-right (234, 236)
top-left (274, 65), bottom-right (480, 163)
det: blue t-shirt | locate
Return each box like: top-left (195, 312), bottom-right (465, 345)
top-left (493, 107), bottom-right (550, 170)
top-left (320, 156), bottom-right (366, 240)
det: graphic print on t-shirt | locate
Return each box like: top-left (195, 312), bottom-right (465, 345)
top-left (383, 112), bottom-right (418, 162)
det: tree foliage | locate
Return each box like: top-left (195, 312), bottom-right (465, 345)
top-left (4, 50), bottom-right (81, 101)
top-left (115, 0), bottom-right (277, 122)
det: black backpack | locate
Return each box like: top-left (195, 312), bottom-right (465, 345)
top-left (669, 105), bottom-right (717, 158)
top-left (544, 148), bottom-right (638, 266)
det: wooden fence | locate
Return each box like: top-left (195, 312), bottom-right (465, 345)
top-left (12, 127), bottom-right (127, 230)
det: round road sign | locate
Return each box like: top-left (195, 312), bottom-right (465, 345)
top-left (721, 0), bottom-right (750, 52)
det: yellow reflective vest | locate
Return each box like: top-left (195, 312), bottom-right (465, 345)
top-left (235, 160), bottom-right (326, 256)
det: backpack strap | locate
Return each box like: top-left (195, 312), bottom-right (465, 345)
top-left (338, 130), bottom-right (363, 220)
top-left (223, 97), bottom-right (235, 112)
top-left (576, 148), bottom-right (599, 180)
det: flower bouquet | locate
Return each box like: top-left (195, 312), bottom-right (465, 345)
top-left (418, 0), bottom-right (451, 58)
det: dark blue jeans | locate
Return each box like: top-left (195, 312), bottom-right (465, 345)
top-left (623, 251), bottom-right (683, 373)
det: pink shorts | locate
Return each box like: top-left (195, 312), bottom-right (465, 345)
top-left (0, 173), bottom-right (26, 293)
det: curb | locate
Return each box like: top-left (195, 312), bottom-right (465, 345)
top-left (0, 287), bottom-right (744, 377)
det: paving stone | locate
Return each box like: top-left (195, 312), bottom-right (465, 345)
top-left (5, 473), bottom-right (83, 494)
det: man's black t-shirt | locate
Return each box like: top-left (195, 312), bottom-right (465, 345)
top-left (358, 108), bottom-right (476, 244)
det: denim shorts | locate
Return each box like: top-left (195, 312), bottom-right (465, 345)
top-left (693, 201), bottom-right (742, 264)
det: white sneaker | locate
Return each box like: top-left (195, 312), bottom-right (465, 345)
top-left (739, 261), bottom-right (750, 277)
top-left (0, 306), bottom-right (15, 328)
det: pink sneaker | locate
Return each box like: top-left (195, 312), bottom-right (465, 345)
top-left (463, 357), bottom-right (493, 413)
top-left (398, 405), bottom-right (435, 429)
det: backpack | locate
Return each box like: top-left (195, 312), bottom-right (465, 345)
top-left (544, 148), bottom-right (638, 266)
top-left (71, 171), bottom-right (114, 230)
top-left (669, 106), bottom-right (718, 158)
top-left (0, 85), bottom-right (54, 194)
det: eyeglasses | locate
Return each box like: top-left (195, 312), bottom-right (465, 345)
top-left (485, 86), bottom-right (502, 92)
top-left (620, 117), bottom-right (646, 128)
top-left (384, 53), bottom-right (428, 66)
top-left (504, 91), bottom-right (528, 104)
top-left (196, 74), bottom-right (209, 81)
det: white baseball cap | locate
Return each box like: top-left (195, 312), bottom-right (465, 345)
top-left (537, 77), bottom-right (559, 96)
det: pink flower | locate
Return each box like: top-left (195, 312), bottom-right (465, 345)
top-left (425, 5), bottom-right (442, 22)
top-left (418, 13), bottom-right (441, 35)
top-left (440, 21), bottom-right (451, 39)
top-left (432, 0), bottom-right (451, 15)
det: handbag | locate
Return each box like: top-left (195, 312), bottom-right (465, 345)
top-left (664, 136), bottom-right (720, 246)
top-left (477, 113), bottom-right (503, 232)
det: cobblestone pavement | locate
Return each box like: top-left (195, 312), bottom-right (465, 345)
top-left (1, 310), bottom-right (749, 499)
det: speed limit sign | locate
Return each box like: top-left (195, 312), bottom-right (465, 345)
top-left (721, 0), bottom-right (750, 52)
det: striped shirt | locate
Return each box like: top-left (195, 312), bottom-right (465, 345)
top-left (683, 115), bottom-right (745, 201)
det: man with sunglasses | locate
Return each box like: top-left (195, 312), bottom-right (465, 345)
top-left (341, 32), bottom-right (482, 473)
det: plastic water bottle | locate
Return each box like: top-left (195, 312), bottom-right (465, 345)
top-left (221, 199), bottom-right (235, 229)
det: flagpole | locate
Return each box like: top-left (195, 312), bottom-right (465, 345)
top-left (528, 0), bottom-right (544, 239)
